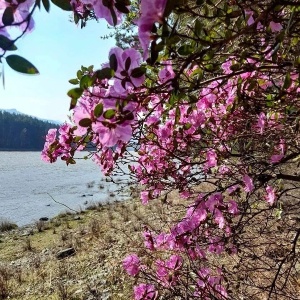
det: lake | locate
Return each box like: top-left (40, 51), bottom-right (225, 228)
top-left (0, 151), bottom-right (128, 226)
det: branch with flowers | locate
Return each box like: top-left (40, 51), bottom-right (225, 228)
top-left (2, 0), bottom-right (300, 298)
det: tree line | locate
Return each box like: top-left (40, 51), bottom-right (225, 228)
top-left (0, 111), bottom-right (59, 150)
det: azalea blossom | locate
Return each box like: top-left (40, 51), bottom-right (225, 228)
top-left (158, 61), bottom-right (175, 85)
top-left (134, 283), bottom-right (157, 300)
top-left (92, 122), bottom-right (132, 148)
top-left (123, 254), bottom-right (140, 276)
top-left (269, 21), bottom-right (283, 32)
top-left (0, 0), bottom-right (35, 32)
top-left (108, 47), bottom-right (145, 94)
top-left (137, 0), bottom-right (168, 59)
top-left (265, 185), bottom-right (276, 205)
top-left (256, 112), bottom-right (266, 133)
top-left (243, 174), bottom-right (255, 193)
top-left (78, 0), bottom-right (124, 26)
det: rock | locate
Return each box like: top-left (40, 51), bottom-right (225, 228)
top-left (73, 215), bottom-right (81, 220)
top-left (39, 217), bottom-right (49, 222)
top-left (56, 247), bottom-right (76, 259)
top-left (21, 230), bottom-right (33, 237)
top-left (42, 248), bottom-right (50, 255)
top-left (46, 204), bottom-right (51, 206)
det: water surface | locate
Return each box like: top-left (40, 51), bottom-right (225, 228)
top-left (0, 152), bottom-right (122, 226)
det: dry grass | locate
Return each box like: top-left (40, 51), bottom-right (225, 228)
top-left (0, 219), bottom-right (18, 233)
top-left (0, 197), bottom-right (166, 300)
top-left (1, 185), bottom-right (299, 299)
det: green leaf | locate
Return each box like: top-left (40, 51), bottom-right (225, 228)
top-left (110, 7), bottom-right (118, 26)
top-left (184, 123), bottom-right (192, 130)
top-left (194, 19), bottom-right (202, 37)
top-left (203, 50), bottom-right (214, 61)
top-left (164, 0), bottom-right (174, 17)
top-left (178, 44), bottom-right (194, 56)
top-left (69, 78), bottom-right (79, 85)
top-left (79, 118), bottom-right (92, 127)
top-left (103, 109), bottom-right (116, 119)
top-left (230, 63), bottom-right (241, 72)
top-left (123, 110), bottom-right (134, 120)
top-left (74, 12), bottom-right (80, 24)
top-left (67, 88), bottom-right (83, 99)
top-left (109, 53), bottom-right (118, 72)
top-left (155, 40), bottom-right (165, 52)
top-left (51, 0), bottom-right (72, 11)
top-left (0, 35), bottom-right (17, 51)
top-left (117, 0), bottom-right (130, 5)
top-left (283, 72), bottom-right (292, 89)
top-left (42, 0), bottom-right (50, 12)
top-left (125, 56), bottom-right (131, 71)
top-left (131, 67), bottom-right (146, 78)
top-left (227, 10), bottom-right (242, 18)
top-left (2, 7), bottom-right (14, 26)
top-left (94, 67), bottom-right (115, 80)
top-left (6, 55), bottom-right (39, 74)
top-left (66, 157), bottom-right (76, 165)
top-left (69, 98), bottom-right (78, 110)
top-left (77, 70), bottom-right (83, 80)
top-left (115, 2), bottom-right (129, 14)
top-left (80, 75), bottom-right (94, 89)
top-left (94, 103), bottom-right (103, 117)
top-left (175, 106), bottom-right (181, 124)
top-left (36, 0), bottom-right (41, 9)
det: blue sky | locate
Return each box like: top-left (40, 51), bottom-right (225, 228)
top-left (0, 4), bottom-right (116, 122)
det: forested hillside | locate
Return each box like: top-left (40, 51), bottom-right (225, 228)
top-left (0, 111), bottom-right (59, 150)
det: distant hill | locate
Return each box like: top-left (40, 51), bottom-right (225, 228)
top-left (0, 108), bottom-right (61, 125)
top-left (0, 110), bottom-right (60, 151)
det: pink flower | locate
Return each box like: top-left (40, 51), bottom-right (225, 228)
top-left (134, 284), bottom-right (157, 300)
top-left (205, 149), bottom-right (217, 169)
top-left (92, 122), bottom-right (132, 148)
top-left (79, 0), bottom-right (124, 26)
top-left (140, 190), bottom-right (149, 205)
top-left (245, 10), bottom-right (262, 30)
top-left (156, 255), bottom-right (183, 286)
top-left (256, 112), bottom-right (266, 134)
top-left (137, 0), bottom-right (167, 59)
top-left (205, 193), bottom-right (222, 213)
top-left (228, 200), bottom-right (239, 215)
top-left (243, 174), bottom-right (254, 193)
top-left (143, 230), bottom-right (154, 250)
top-left (108, 47), bottom-right (145, 94)
top-left (123, 254), bottom-right (140, 276)
top-left (214, 209), bottom-right (225, 229)
top-left (270, 154), bottom-right (284, 164)
top-left (269, 21), bottom-right (283, 32)
top-left (158, 61), bottom-right (175, 85)
top-left (45, 128), bottom-right (57, 143)
top-left (270, 139), bottom-right (285, 164)
top-left (227, 185), bottom-right (240, 195)
top-left (0, 0), bottom-right (35, 32)
top-left (265, 185), bottom-right (276, 205)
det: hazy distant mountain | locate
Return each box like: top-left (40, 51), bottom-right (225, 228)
top-left (0, 108), bottom-right (61, 125)
top-left (0, 110), bottom-right (59, 151)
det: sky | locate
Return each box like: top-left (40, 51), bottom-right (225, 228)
top-left (0, 4), bottom-right (116, 123)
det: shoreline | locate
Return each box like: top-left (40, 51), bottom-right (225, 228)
top-left (0, 195), bottom-right (163, 300)
top-left (0, 198), bottom-right (134, 299)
